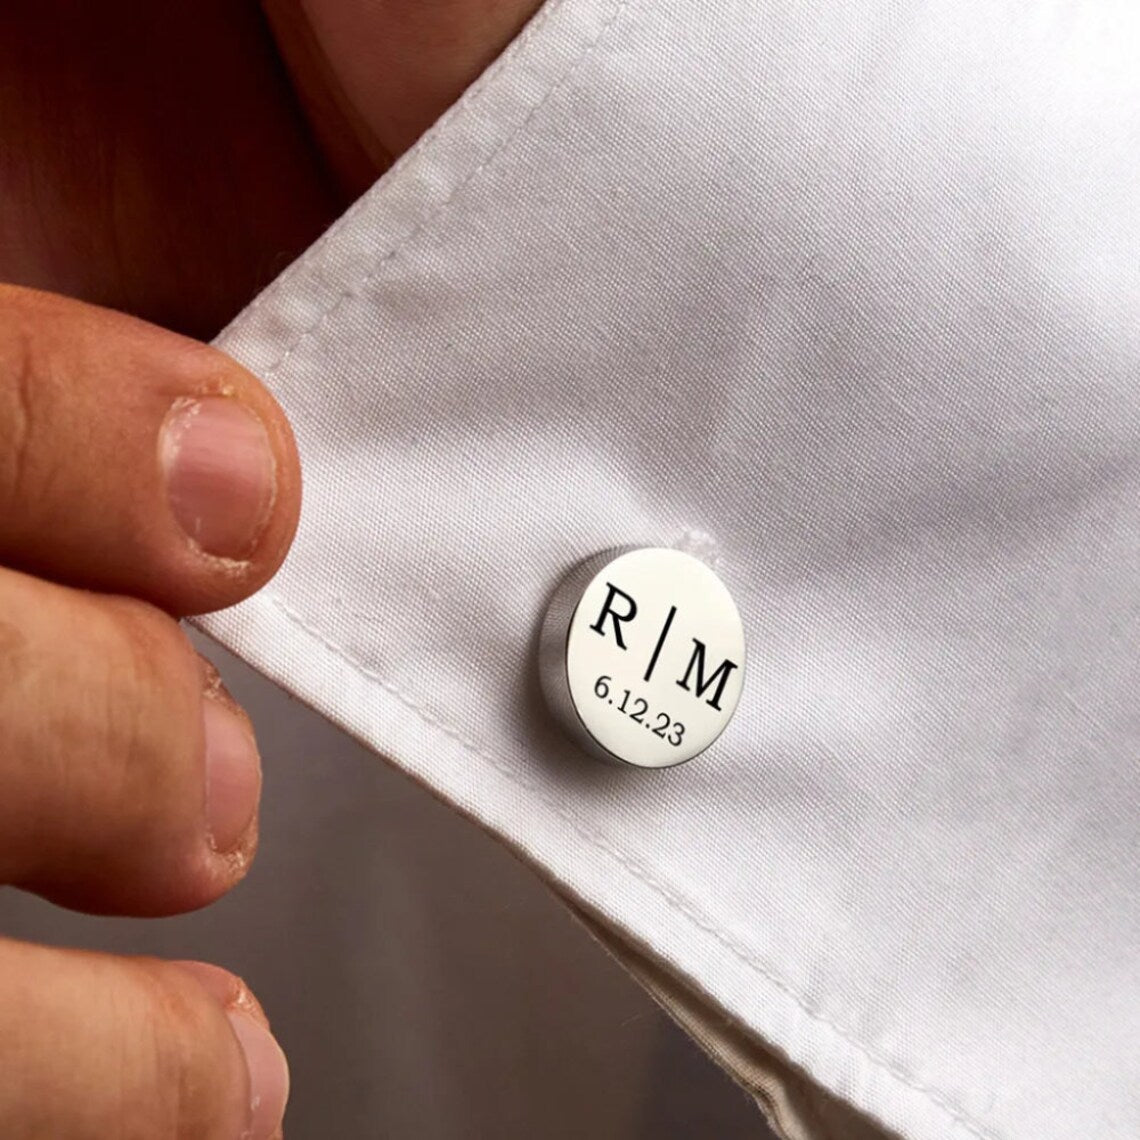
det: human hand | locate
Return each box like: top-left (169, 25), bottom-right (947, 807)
top-left (0, 283), bottom-right (301, 1137)
top-left (0, 2), bottom-right (542, 1136)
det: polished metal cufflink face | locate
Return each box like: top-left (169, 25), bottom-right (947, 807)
top-left (539, 547), bottom-right (745, 768)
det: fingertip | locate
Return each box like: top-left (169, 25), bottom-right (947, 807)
top-left (169, 961), bottom-right (272, 1030)
top-left (0, 290), bottom-right (301, 616)
top-left (0, 943), bottom-right (266, 1138)
top-left (158, 344), bottom-right (302, 614)
top-left (168, 959), bottom-right (291, 1140)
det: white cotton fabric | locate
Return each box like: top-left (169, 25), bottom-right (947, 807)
top-left (203, 3), bottom-right (1140, 1138)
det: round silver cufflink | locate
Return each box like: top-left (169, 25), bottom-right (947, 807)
top-left (539, 547), bottom-right (745, 768)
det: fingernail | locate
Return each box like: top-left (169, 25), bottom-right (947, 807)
top-left (170, 961), bottom-right (272, 1030)
top-left (227, 1008), bottom-right (290, 1140)
top-left (161, 397), bottom-right (276, 559)
top-left (202, 696), bottom-right (261, 854)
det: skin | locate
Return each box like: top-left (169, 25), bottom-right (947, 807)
top-left (0, 1), bottom-right (543, 1136)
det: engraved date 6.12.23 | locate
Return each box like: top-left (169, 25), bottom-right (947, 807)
top-left (594, 675), bottom-right (685, 747)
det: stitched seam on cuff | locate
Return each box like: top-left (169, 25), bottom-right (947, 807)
top-left (248, 0), bottom-right (631, 381)
top-left (223, 0), bottom-right (573, 340)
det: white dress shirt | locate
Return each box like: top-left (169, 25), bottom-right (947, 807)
top-left (7, 3), bottom-right (1139, 1137)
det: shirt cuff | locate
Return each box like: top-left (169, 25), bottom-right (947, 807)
top-left (203, 3), bottom-right (1140, 1139)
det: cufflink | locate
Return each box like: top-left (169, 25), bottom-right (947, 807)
top-left (539, 547), bottom-right (745, 768)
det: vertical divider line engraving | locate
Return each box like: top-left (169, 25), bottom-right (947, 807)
top-left (643, 605), bottom-right (677, 682)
